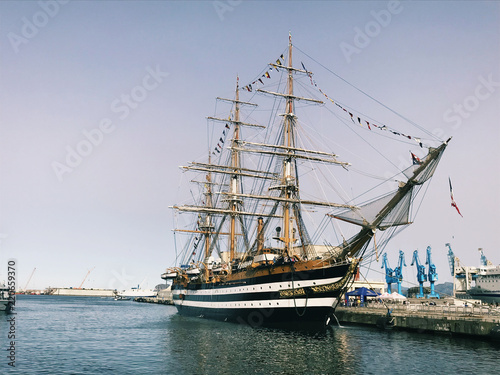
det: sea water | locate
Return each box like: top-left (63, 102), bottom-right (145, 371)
top-left (0, 295), bottom-right (498, 374)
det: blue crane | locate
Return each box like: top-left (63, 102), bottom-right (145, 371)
top-left (446, 243), bottom-right (455, 276)
top-left (426, 245), bottom-right (439, 298)
top-left (411, 249), bottom-right (427, 298)
top-left (381, 253), bottom-right (398, 294)
top-left (380, 253), bottom-right (398, 294)
top-left (479, 248), bottom-right (491, 266)
top-left (393, 250), bottom-right (407, 295)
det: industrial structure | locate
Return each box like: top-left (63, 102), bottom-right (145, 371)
top-left (426, 246), bottom-right (439, 298)
top-left (411, 250), bottom-right (427, 298)
top-left (446, 243), bottom-right (500, 304)
top-left (381, 251), bottom-right (406, 294)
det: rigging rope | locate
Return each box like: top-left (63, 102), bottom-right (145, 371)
top-left (294, 44), bottom-right (442, 142)
top-left (290, 262), bottom-right (308, 317)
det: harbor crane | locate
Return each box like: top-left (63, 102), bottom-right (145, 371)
top-left (479, 248), bottom-right (492, 266)
top-left (381, 253), bottom-right (397, 294)
top-left (411, 250), bottom-right (427, 298)
top-left (393, 250), bottom-right (406, 295)
top-left (446, 243), bottom-right (476, 296)
top-left (78, 267), bottom-right (95, 289)
top-left (426, 246), bottom-right (439, 298)
top-left (446, 243), bottom-right (455, 277)
top-left (23, 267), bottom-right (36, 292)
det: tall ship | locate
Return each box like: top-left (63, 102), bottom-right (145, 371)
top-left (164, 35), bottom-right (450, 329)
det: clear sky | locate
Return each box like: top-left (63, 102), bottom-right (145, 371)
top-left (0, 1), bottom-right (499, 291)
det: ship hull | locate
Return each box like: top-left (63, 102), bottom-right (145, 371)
top-left (468, 289), bottom-right (500, 304)
top-left (172, 261), bottom-right (354, 329)
top-left (0, 301), bottom-right (10, 312)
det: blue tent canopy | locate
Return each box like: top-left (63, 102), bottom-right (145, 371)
top-left (345, 287), bottom-right (380, 297)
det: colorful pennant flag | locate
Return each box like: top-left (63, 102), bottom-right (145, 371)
top-left (213, 123), bottom-right (232, 155)
top-left (411, 152), bottom-right (422, 165)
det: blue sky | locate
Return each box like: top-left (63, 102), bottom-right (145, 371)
top-left (0, 1), bottom-right (499, 291)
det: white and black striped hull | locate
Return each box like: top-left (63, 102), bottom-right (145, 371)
top-left (172, 262), bottom-right (352, 329)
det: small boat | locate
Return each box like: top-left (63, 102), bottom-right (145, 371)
top-left (0, 284), bottom-right (13, 312)
top-left (117, 285), bottom-right (157, 298)
top-left (161, 270), bottom-right (179, 279)
top-left (114, 295), bottom-right (131, 301)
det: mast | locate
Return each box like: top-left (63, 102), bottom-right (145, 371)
top-left (283, 33), bottom-right (295, 255)
top-left (199, 155), bottom-right (214, 280)
top-left (229, 78), bottom-right (241, 266)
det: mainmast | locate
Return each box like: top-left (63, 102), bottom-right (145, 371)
top-left (282, 33), bottom-right (295, 255)
top-left (229, 78), bottom-right (242, 265)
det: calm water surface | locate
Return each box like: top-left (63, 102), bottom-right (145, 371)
top-left (0, 295), bottom-right (498, 374)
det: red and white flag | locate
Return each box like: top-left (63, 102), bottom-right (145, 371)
top-left (449, 177), bottom-right (463, 217)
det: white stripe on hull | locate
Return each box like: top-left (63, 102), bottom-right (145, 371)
top-left (172, 276), bottom-right (342, 297)
top-left (172, 276), bottom-right (343, 311)
top-left (174, 297), bottom-right (338, 309)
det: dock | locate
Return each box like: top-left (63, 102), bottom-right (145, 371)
top-left (334, 299), bottom-right (500, 339)
top-left (134, 296), bottom-right (173, 305)
top-left (47, 288), bottom-right (116, 297)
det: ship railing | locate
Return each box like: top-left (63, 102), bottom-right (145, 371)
top-left (311, 257), bottom-right (352, 268)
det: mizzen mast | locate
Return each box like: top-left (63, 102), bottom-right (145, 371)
top-left (200, 156), bottom-right (214, 279)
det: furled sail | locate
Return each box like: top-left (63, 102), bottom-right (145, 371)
top-left (333, 187), bottom-right (413, 230)
top-left (402, 146), bottom-right (445, 184)
top-left (332, 139), bottom-right (449, 231)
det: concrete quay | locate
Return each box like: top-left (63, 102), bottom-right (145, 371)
top-left (334, 300), bottom-right (500, 339)
top-left (133, 287), bottom-right (173, 305)
top-left (48, 288), bottom-right (116, 297)
top-left (134, 296), bottom-right (173, 305)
